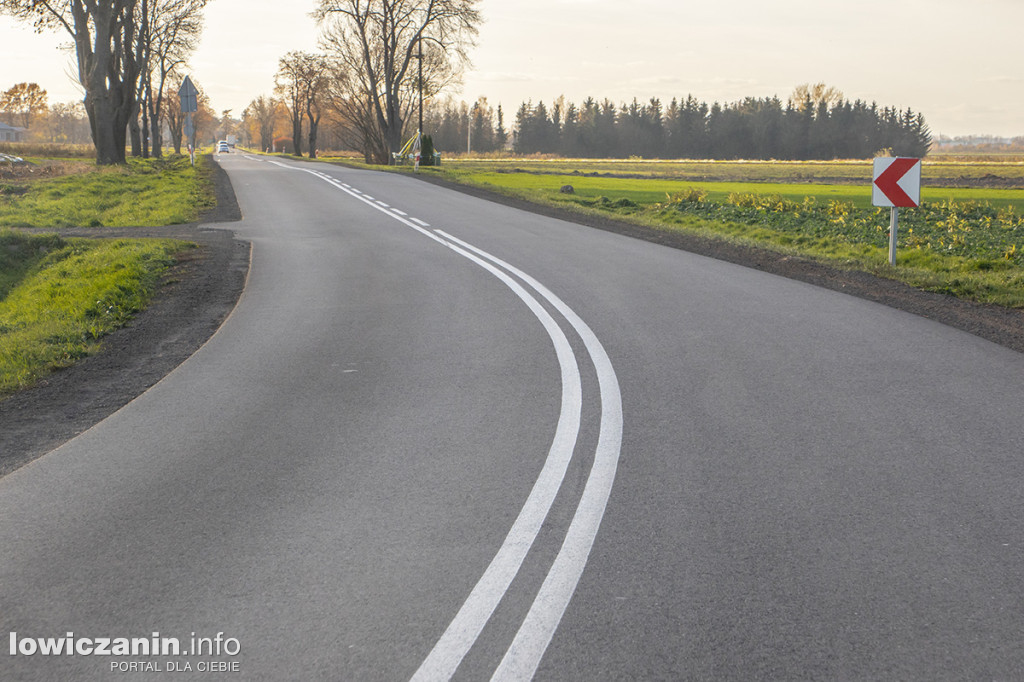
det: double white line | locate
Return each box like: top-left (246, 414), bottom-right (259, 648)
top-left (265, 158), bottom-right (623, 680)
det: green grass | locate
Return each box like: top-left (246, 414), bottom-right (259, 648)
top-left (0, 155), bottom-right (216, 228)
top-left (0, 152), bottom-right (213, 397)
top-left (640, 193), bottom-right (1024, 306)
top-left (0, 230), bottom-right (187, 397)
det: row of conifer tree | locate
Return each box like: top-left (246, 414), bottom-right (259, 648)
top-left (425, 94), bottom-right (932, 159)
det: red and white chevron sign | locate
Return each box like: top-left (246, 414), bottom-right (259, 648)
top-left (872, 157), bottom-right (921, 208)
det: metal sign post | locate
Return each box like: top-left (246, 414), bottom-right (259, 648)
top-left (872, 157), bottom-right (922, 265)
top-left (184, 115), bottom-right (195, 166)
top-left (888, 206), bottom-right (900, 265)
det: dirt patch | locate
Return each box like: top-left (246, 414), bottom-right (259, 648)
top-left (0, 158), bottom-right (96, 182)
top-left (0, 158), bottom-right (248, 477)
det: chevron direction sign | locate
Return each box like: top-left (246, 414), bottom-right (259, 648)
top-left (872, 157), bottom-right (921, 208)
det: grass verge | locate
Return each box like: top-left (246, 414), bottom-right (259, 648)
top-left (0, 230), bottom-right (188, 397)
top-left (0, 154), bottom-right (216, 228)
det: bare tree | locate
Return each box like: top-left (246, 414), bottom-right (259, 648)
top-left (1, 0), bottom-right (144, 164)
top-left (164, 74), bottom-right (185, 153)
top-left (322, 58), bottom-right (383, 162)
top-left (791, 83), bottom-right (844, 112)
top-left (44, 100), bottom-right (91, 143)
top-left (275, 52), bottom-right (306, 156)
top-left (163, 72), bottom-right (211, 152)
top-left (142, 0), bottom-right (207, 157)
top-left (294, 53), bottom-right (330, 157)
top-left (243, 95), bottom-right (280, 152)
top-left (315, 0), bottom-right (480, 163)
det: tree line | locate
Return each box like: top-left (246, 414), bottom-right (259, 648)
top-left (0, 78), bottom-right (226, 151)
top-left (2, 0), bottom-right (210, 164)
top-left (1, 82), bottom-right (92, 145)
top-left (2, 2), bottom-right (931, 164)
top-left (513, 88), bottom-right (933, 159)
top-left (240, 1), bottom-right (482, 163)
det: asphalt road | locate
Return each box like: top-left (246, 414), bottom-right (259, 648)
top-left (3, 154), bottom-right (1023, 681)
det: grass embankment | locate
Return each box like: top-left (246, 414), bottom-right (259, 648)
top-left (0, 230), bottom-right (186, 396)
top-left (400, 159), bottom-right (1024, 308)
top-left (0, 153), bottom-right (212, 397)
top-left (1, 154), bottom-right (216, 228)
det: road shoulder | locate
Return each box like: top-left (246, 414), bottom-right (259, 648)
top-left (0, 159), bottom-right (249, 477)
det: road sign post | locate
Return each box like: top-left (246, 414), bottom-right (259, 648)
top-left (888, 206), bottom-right (899, 265)
top-left (184, 115), bottom-right (195, 166)
top-left (872, 157), bottom-right (922, 265)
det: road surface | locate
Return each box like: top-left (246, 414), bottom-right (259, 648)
top-left (2, 154), bottom-right (1023, 680)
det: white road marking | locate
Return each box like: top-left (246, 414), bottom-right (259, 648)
top-left (266, 157), bottom-right (623, 680)
top-left (408, 249), bottom-right (583, 682)
top-left (438, 233), bottom-right (624, 682)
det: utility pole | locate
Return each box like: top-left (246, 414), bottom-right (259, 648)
top-left (417, 37), bottom-right (424, 135)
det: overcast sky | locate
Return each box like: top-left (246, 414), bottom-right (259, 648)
top-left (1, 0), bottom-right (1021, 138)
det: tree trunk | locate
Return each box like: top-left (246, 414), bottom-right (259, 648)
top-left (129, 114), bottom-right (142, 157)
top-left (141, 105), bottom-right (150, 158)
top-left (149, 74), bottom-right (163, 158)
top-left (86, 92), bottom-right (127, 165)
top-left (71, 1), bottom-right (141, 165)
top-left (307, 111), bottom-right (320, 159)
top-left (292, 114), bottom-right (303, 156)
top-left (149, 97), bottom-right (162, 158)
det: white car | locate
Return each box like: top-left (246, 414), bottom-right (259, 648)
top-left (217, 141), bottom-right (230, 153)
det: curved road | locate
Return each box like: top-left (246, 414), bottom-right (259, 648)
top-left (2, 154), bottom-right (1023, 680)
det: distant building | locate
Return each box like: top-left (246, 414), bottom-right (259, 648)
top-left (0, 122), bottom-right (27, 142)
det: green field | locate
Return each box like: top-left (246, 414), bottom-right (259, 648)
top-left (435, 161), bottom-right (1024, 211)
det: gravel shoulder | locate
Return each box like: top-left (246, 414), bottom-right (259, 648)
top-left (2, 158), bottom-right (1022, 477)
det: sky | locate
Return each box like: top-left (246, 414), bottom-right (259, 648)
top-left (1, 0), bottom-right (1021, 138)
